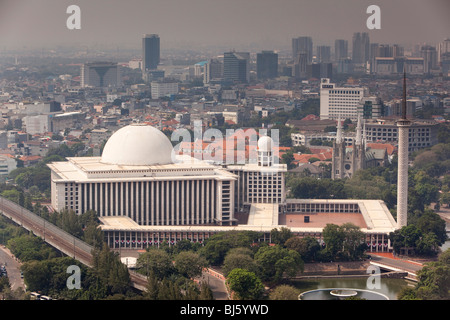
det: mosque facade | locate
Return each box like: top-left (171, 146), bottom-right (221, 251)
top-left (48, 124), bottom-right (398, 252)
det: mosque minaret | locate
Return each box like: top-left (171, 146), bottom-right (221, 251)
top-left (396, 72), bottom-right (411, 229)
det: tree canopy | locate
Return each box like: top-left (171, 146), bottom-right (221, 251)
top-left (398, 249), bottom-right (450, 300)
top-left (226, 268), bottom-right (265, 300)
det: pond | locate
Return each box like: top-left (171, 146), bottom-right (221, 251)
top-left (291, 277), bottom-right (415, 300)
top-left (291, 237), bottom-right (450, 301)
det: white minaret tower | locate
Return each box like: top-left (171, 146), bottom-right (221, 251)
top-left (257, 136), bottom-right (274, 167)
top-left (396, 71), bottom-right (411, 229)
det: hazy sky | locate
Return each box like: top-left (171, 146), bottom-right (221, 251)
top-left (0, 0), bottom-right (449, 51)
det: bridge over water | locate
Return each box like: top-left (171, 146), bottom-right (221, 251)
top-left (369, 253), bottom-right (423, 281)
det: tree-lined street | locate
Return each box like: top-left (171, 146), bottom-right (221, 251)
top-left (0, 245), bottom-right (24, 291)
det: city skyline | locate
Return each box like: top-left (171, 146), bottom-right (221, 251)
top-left (0, 0), bottom-right (449, 51)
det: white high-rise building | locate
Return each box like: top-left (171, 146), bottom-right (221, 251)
top-left (151, 81), bottom-right (179, 98)
top-left (23, 114), bottom-right (53, 134)
top-left (320, 78), bottom-right (366, 121)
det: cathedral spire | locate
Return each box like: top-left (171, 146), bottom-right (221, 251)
top-left (336, 116), bottom-right (343, 144)
top-left (355, 114), bottom-right (362, 146)
top-left (362, 119), bottom-right (367, 148)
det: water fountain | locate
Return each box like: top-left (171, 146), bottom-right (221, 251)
top-left (299, 288), bottom-right (389, 300)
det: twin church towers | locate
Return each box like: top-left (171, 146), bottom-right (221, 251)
top-left (332, 72), bottom-right (410, 229)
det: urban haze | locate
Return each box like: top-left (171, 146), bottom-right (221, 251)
top-left (0, 0), bottom-right (449, 51)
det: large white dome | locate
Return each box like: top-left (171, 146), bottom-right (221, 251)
top-left (257, 136), bottom-right (274, 152)
top-left (101, 124), bottom-right (174, 166)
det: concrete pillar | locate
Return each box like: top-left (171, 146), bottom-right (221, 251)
top-left (181, 180), bottom-right (185, 225)
top-left (146, 181), bottom-right (150, 225)
top-left (83, 183), bottom-right (87, 213)
top-left (171, 181), bottom-right (174, 225)
top-left (176, 181), bottom-right (180, 225)
top-left (156, 181), bottom-right (159, 225)
top-left (196, 180), bottom-right (200, 224)
top-left (125, 182), bottom-right (129, 218)
top-left (206, 180), bottom-right (210, 223)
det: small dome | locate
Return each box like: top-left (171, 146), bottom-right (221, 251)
top-left (258, 136), bottom-right (274, 152)
top-left (101, 124), bottom-right (174, 166)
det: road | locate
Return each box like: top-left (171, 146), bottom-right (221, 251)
top-left (199, 268), bottom-right (229, 300)
top-left (0, 245), bottom-right (25, 291)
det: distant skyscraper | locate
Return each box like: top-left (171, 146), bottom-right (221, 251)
top-left (438, 39), bottom-right (450, 63)
top-left (223, 51), bottom-right (250, 83)
top-left (204, 59), bottom-right (223, 84)
top-left (370, 44), bottom-right (393, 59)
top-left (292, 36), bottom-right (313, 64)
top-left (81, 62), bottom-right (121, 88)
top-left (293, 52), bottom-right (308, 79)
top-left (142, 34), bottom-right (160, 71)
top-left (334, 39), bottom-right (348, 61)
top-left (420, 45), bottom-right (438, 73)
top-left (370, 43), bottom-right (390, 73)
top-left (256, 51), bottom-right (278, 79)
top-left (392, 44), bottom-right (404, 58)
top-left (336, 58), bottom-right (353, 74)
top-left (442, 53), bottom-right (450, 76)
top-left (307, 63), bottom-right (332, 79)
top-left (352, 32), bottom-right (370, 64)
top-left (316, 46), bottom-right (331, 63)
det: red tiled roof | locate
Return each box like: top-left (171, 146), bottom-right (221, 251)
top-left (19, 155), bottom-right (42, 162)
top-left (366, 143), bottom-right (396, 155)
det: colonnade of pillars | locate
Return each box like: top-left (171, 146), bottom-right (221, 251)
top-left (78, 179), bottom-right (219, 225)
top-left (104, 229), bottom-right (391, 252)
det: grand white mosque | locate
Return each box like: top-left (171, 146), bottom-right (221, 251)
top-left (48, 123), bottom-right (398, 252)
